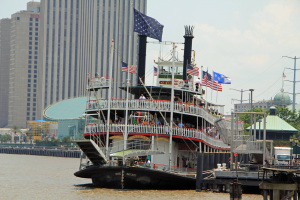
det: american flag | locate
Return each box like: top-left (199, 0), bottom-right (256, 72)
top-left (211, 81), bottom-right (222, 92)
top-left (154, 66), bottom-right (157, 76)
top-left (283, 72), bottom-right (286, 78)
top-left (187, 64), bottom-right (199, 76)
top-left (134, 8), bottom-right (164, 42)
top-left (202, 73), bottom-right (222, 92)
top-left (122, 62), bottom-right (135, 73)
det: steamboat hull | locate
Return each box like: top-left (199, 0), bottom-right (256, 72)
top-left (74, 166), bottom-right (196, 190)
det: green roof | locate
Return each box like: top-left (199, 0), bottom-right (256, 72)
top-left (44, 97), bottom-right (89, 120)
top-left (273, 92), bottom-right (291, 106)
top-left (246, 115), bottom-right (298, 132)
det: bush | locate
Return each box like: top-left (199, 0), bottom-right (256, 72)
top-left (0, 135), bottom-right (12, 143)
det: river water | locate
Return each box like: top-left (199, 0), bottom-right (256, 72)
top-left (0, 154), bottom-right (262, 200)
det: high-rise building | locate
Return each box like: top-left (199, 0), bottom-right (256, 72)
top-left (37, 0), bottom-right (147, 119)
top-left (7, 2), bottom-right (41, 128)
top-left (0, 18), bottom-right (11, 128)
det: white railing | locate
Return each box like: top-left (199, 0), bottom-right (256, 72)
top-left (84, 123), bottom-right (230, 149)
top-left (88, 76), bottom-right (111, 89)
top-left (85, 99), bottom-right (244, 130)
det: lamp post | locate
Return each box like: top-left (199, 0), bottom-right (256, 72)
top-left (249, 89), bottom-right (254, 140)
top-left (289, 136), bottom-right (293, 166)
top-left (295, 138), bottom-right (299, 164)
top-left (258, 119), bottom-right (262, 150)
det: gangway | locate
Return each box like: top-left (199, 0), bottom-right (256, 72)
top-left (76, 139), bottom-right (108, 165)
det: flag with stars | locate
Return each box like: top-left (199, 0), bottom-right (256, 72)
top-left (134, 8), bottom-right (164, 42)
top-left (187, 64), bottom-right (199, 76)
top-left (154, 66), bottom-right (157, 76)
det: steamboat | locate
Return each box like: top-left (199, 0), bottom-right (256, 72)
top-left (74, 26), bottom-right (243, 189)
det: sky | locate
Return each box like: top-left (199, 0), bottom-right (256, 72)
top-left (1, 0), bottom-right (300, 114)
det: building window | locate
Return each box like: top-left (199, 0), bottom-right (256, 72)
top-left (32, 117), bottom-right (35, 120)
top-left (30, 18), bottom-right (33, 21)
top-left (28, 70), bottom-right (31, 73)
top-left (35, 37), bottom-right (38, 40)
top-left (35, 28), bottom-right (38, 31)
top-left (34, 75), bottom-right (37, 78)
top-left (28, 79), bottom-right (31, 83)
top-left (34, 56), bottom-right (37, 59)
top-left (27, 103), bottom-right (30, 106)
top-left (17, 17), bottom-right (20, 20)
top-left (27, 93), bottom-right (30, 97)
top-left (33, 94), bottom-right (36, 97)
top-left (28, 65), bottom-right (31, 69)
top-left (34, 80), bottom-right (37, 83)
top-left (29, 37), bottom-right (32, 40)
top-left (35, 46), bottom-right (38, 50)
top-left (29, 46), bottom-right (32, 50)
top-left (27, 98), bottom-right (30, 102)
top-left (35, 51), bottom-right (38, 55)
top-left (35, 42), bottom-right (38, 45)
top-left (28, 84), bottom-right (31, 87)
top-left (35, 23), bottom-right (38, 26)
top-left (35, 18), bottom-right (38, 21)
top-left (28, 60), bottom-right (32, 64)
top-left (29, 27), bottom-right (32, 31)
top-left (30, 23), bottom-right (32, 26)
top-left (33, 112), bottom-right (36, 116)
top-left (28, 56), bottom-right (32, 59)
top-left (35, 32), bottom-right (38, 36)
top-left (34, 61), bottom-right (37, 64)
top-left (33, 108), bottom-right (36, 111)
top-left (34, 70), bottom-right (37, 73)
top-left (27, 89), bottom-right (30, 92)
top-left (34, 66), bottom-right (37, 69)
top-left (28, 75), bottom-right (31, 78)
top-left (33, 89), bottom-right (36, 92)
top-left (33, 98), bottom-right (36, 102)
top-left (29, 41), bottom-right (32, 45)
top-left (29, 32), bottom-right (32, 35)
top-left (27, 108), bottom-right (30, 111)
top-left (27, 117), bottom-right (30, 120)
top-left (27, 112), bottom-right (30, 116)
top-left (33, 103), bottom-right (36, 106)
top-left (34, 84), bottom-right (36, 88)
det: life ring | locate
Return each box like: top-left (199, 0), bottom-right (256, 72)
top-left (100, 77), bottom-right (106, 84)
top-left (178, 80), bottom-right (184, 87)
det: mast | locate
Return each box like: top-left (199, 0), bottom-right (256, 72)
top-left (169, 42), bottom-right (175, 166)
top-left (106, 40), bottom-right (114, 157)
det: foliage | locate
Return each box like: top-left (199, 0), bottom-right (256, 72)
top-left (10, 125), bottom-right (20, 134)
top-left (62, 136), bottom-right (72, 143)
top-left (34, 137), bottom-right (60, 146)
top-left (239, 107), bottom-right (267, 129)
top-left (275, 107), bottom-right (298, 123)
top-left (0, 135), bottom-right (12, 143)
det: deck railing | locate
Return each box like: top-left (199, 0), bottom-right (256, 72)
top-left (85, 99), bottom-right (244, 130)
top-left (85, 123), bottom-right (230, 149)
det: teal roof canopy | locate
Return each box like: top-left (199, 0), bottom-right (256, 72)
top-left (44, 97), bottom-right (89, 120)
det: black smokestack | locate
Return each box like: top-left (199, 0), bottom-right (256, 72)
top-left (183, 26), bottom-right (194, 80)
top-left (138, 34), bottom-right (147, 85)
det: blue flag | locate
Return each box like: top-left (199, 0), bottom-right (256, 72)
top-left (134, 8), bottom-right (164, 42)
top-left (213, 72), bottom-right (225, 83)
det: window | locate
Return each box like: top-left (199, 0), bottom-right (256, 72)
top-left (34, 56), bottom-right (37, 59)
top-left (29, 46), bottom-right (32, 50)
top-left (17, 17), bottom-right (20, 20)
top-left (35, 51), bottom-right (38, 55)
top-left (34, 84), bottom-right (36, 88)
top-left (27, 98), bottom-right (30, 102)
top-left (28, 60), bottom-right (32, 64)
top-left (35, 23), bottom-right (38, 26)
top-left (34, 61), bottom-right (37, 64)
top-left (33, 94), bottom-right (36, 97)
top-left (34, 70), bottom-right (37, 73)
top-left (35, 42), bottom-right (38, 45)
top-left (28, 84), bottom-right (31, 87)
top-left (29, 27), bottom-right (32, 31)
top-left (27, 112), bottom-right (30, 116)
top-left (28, 70), bottom-right (31, 73)
top-left (34, 80), bottom-right (37, 83)
top-left (27, 89), bottom-right (30, 92)
top-left (35, 46), bottom-right (38, 50)
top-left (33, 89), bottom-right (36, 92)
top-left (35, 18), bottom-right (38, 21)
top-left (33, 108), bottom-right (36, 111)
top-left (30, 22), bottom-right (32, 26)
top-left (28, 65), bottom-right (31, 69)
top-left (29, 37), bottom-right (32, 40)
top-left (27, 117), bottom-right (30, 120)
top-left (34, 66), bottom-right (37, 69)
top-left (29, 32), bottom-right (32, 35)
top-left (29, 41), bottom-right (32, 45)
top-left (34, 75), bottom-right (37, 78)
top-left (35, 37), bottom-right (38, 40)
top-left (33, 103), bottom-right (36, 106)
top-left (32, 117), bottom-right (35, 120)
top-left (33, 98), bottom-right (36, 102)
top-left (27, 107), bottom-right (30, 111)
top-left (35, 28), bottom-right (38, 31)
top-left (28, 75), bottom-right (31, 78)
top-left (30, 18), bottom-right (33, 21)
top-left (27, 103), bottom-right (30, 106)
top-left (27, 93), bottom-right (30, 97)
top-left (35, 32), bottom-right (38, 36)
top-left (28, 79), bottom-right (31, 83)
top-left (29, 56), bottom-right (32, 59)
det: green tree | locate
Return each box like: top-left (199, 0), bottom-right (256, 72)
top-left (62, 136), bottom-right (71, 143)
top-left (0, 135), bottom-right (12, 143)
top-left (10, 125), bottom-right (20, 135)
top-left (239, 107), bottom-right (267, 129)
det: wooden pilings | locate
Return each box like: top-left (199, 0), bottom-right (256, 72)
top-left (0, 147), bottom-right (82, 158)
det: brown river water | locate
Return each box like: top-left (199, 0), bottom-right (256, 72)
top-left (0, 154), bottom-right (262, 200)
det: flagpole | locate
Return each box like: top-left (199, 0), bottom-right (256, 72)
top-left (205, 67), bottom-right (208, 109)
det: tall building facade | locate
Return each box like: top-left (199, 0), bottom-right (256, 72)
top-left (0, 18), bottom-right (11, 128)
top-left (37, 0), bottom-right (147, 119)
top-left (7, 2), bottom-right (41, 128)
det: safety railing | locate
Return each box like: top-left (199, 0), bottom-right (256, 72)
top-left (88, 76), bottom-right (111, 89)
top-left (85, 123), bottom-right (230, 149)
top-left (85, 99), bottom-right (244, 130)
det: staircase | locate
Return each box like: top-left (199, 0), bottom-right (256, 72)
top-left (76, 139), bottom-right (108, 165)
top-left (214, 118), bottom-right (231, 145)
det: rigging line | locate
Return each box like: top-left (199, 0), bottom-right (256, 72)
top-left (239, 57), bottom-right (283, 87)
top-left (254, 75), bottom-right (282, 98)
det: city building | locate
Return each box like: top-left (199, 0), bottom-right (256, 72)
top-left (233, 89), bottom-right (292, 112)
top-left (0, 18), bottom-right (11, 128)
top-left (37, 0), bottom-right (147, 119)
top-left (6, 2), bottom-right (41, 128)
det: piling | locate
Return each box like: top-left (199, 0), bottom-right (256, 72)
top-left (230, 180), bottom-right (242, 200)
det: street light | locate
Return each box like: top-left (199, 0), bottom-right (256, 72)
top-left (295, 138), bottom-right (299, 163)
top-left (289, 136), bottom-right (293, 166)
top-left (258, 119), bottom-right (262, 150)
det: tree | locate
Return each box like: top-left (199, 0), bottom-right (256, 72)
top-left (275, 106), bottom-right (298, 123)
top-left (10, 125), bottom-right (20, 136)
top-left (239, 107), bottom-right (267, 130)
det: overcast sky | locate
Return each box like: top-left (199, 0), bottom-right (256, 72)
top-left (1, 0), bottom-right (300, 114)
